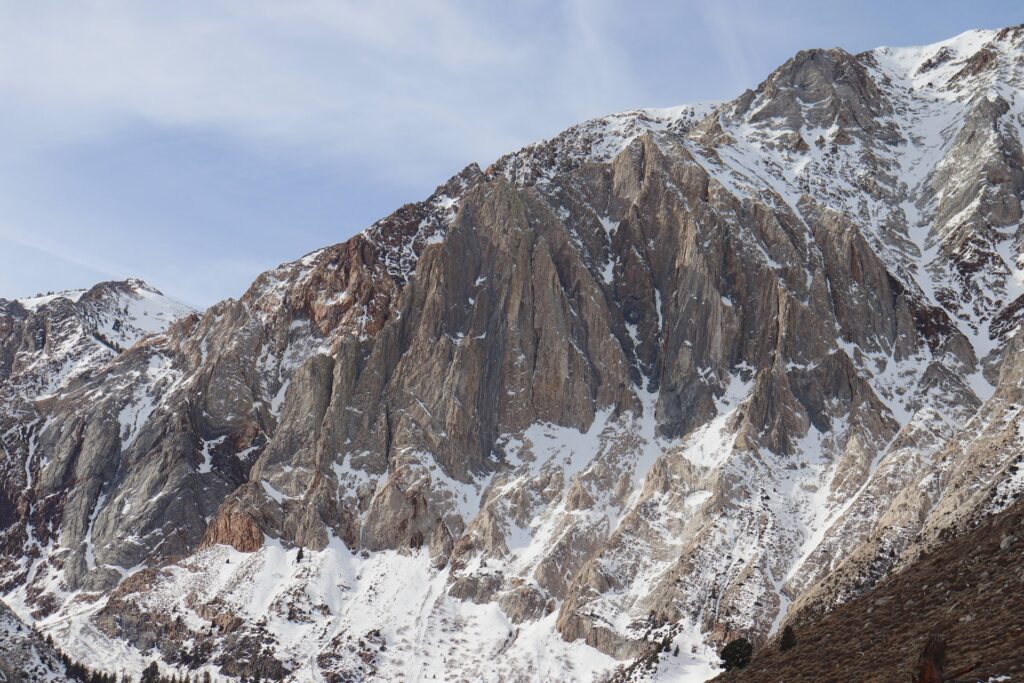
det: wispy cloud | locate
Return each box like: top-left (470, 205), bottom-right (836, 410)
top-left (695, 0), bottom-right (757, 92)
top-left (0, 223), bottom-right (125, 281)
top-left (694, 0), bottom-right (824, 93)
top-left (0, 1), bottom-right (640, 177)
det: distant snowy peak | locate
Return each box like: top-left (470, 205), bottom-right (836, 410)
top-left (872, 26), bottom-right (1024, 91)
top-left (2, 278), bottom-right (194, 398)
top-left (21, 278), bottom-right (195, 350)
top-left (78, 278), bottom-right (194, 346)
top-left (17, 276), bottom-right (189, 317)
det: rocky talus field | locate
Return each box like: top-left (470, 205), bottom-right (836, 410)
top-left (3, 25), bottom-right (1024, 682)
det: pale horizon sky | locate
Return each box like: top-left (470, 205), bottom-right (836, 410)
top-left (1, 1), bottom-right (1021, 308)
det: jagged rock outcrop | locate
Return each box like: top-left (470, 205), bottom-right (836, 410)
top-left (2, 25), bottom-right (1024, 682)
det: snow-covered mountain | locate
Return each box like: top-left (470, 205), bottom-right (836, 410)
top-left (1, 279), bottom-right (194, 399)
top-left (2, 26), bottom-right (1024, 681)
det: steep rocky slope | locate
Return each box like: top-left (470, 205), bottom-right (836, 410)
top-left (0, 598), bottom-right (68, 682)
top-left (713, 497), bottom-right (1024, 682)
top-left (2, 26), bottom-right (1024, 682)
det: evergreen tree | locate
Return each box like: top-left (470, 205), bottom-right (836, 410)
top-left (720, 637), bottom-right (753, 671)
top-left (140, 661), bottom-right (161, 683)
top-left (780, 624), bottom-right (797, 652)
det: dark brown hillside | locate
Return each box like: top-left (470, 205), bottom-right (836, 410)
top-left (715, 500), bottom-right (1024, 682)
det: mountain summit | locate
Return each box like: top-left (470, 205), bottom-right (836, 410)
top-left (2, 26), bottom-right (1024, 681)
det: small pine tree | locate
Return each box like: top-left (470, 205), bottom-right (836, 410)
top-left (780, 624), bottom-right (797, 652)
top-left (673, 644), bottom-right (680, 657)
top-left (720, 637), bottom-right (753, 671)
top-left (296, 546), bottom-right (304, 562)
top-left (140, 661), bottom-right (160, 683)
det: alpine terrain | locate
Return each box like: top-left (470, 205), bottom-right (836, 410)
top-left (3, 26), bottom-right (1024, 682)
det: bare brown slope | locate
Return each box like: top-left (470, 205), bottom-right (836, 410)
top-left (715, 499), bottom-right (1024, 682)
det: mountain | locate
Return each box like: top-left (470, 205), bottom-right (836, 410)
top-left (2, 25), bottom-right (1024, 681)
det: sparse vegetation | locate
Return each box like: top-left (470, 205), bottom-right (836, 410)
top-left (50, 634), bottom-right (211, 683)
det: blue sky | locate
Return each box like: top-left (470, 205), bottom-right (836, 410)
top-left (1, 1), bottom-right (1020, 307)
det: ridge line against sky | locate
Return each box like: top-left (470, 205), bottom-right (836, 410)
top-left (1, 1), bottom-right (1020, 308)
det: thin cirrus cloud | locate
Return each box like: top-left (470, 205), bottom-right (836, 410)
top-left (0, 1), bottom-right (1021, 306)
top-left (0, 2), bottom-right (637, 176)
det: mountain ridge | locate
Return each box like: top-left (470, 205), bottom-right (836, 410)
top-left (2, 24), bottom-right (1024, 681)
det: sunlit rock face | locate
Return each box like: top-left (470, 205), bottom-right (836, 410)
top-left (3, 25), bottom-right (1024, 682)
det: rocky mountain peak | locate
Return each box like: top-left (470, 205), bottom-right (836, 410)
top-left (2, 26), bottom-right (1024, 682)
top-left (732, 46), bottom-right (891, 139)
top-left (0, 278), bottom-right (193, 400)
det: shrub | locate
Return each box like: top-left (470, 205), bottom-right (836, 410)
top-left (780, 625), bottom-right (797, 652)
top-left (720, 637), bottom-right (753, 670)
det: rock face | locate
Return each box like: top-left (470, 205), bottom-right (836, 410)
top-left (2, 25), bottom-right (1024, 682)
